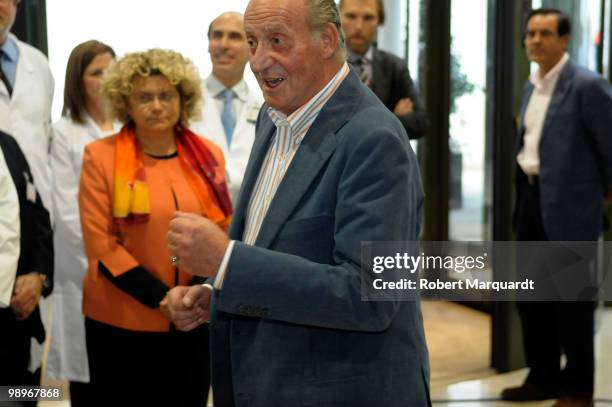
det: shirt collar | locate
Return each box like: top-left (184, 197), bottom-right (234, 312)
top-left (530, 52), bottom-right (569, 90)
top-left (348, 45), bottom-right (374, 64)
top-left (0, 35), bottom-right (19, 62)
top-left (266, 62), bottom-right (350, 131)
top-left (207, 74), bottom-right (248, 102)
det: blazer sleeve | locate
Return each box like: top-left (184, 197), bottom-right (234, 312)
top-left (79, 144), bottom-right (140, 276)
top-left (216, 123), bottom-right (421, 332)
top-left (581, 76), bottom-right (612, 191)
top-left (395, 62), bottom-right (429, 140)
top-left (31, 175), bottom-right (54, 297)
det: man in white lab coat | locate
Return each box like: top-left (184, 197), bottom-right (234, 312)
top-left (0, 0), bottom-right (54, 212)
top-left (0, 0), bottom-right (54, 386)
top-left (191, 11), bottom-right (263, 204)
top-left (0, 147), bottom-right (19, 311)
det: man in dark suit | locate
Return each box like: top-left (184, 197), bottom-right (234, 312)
top-left (501, 8), bottom-right (612, 407)
top-left (165, 0), bottom-right (430, 405)
top-left (0, 131), bottom-right (53, 387)
top-left (339, 0), bottom-right (428, 139)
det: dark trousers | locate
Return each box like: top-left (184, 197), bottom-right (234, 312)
top-left (0, 310), bottom-right (40, 407)
top-left (515, 180), bottom-right (595, 398)
top-left (85, 318), bottom-right (210, 407)
top-left (69, 381), bottom-right (92, 407)
top-left (0, 309), bottom-right (31, 386)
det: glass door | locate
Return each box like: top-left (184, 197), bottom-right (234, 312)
top-left (448, 0), bottom-right (493, 243)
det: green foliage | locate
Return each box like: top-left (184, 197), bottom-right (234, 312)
top-left (450, 50), bottom-right (475, 114)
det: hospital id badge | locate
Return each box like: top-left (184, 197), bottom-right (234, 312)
top-left (26, 180), bottom-right (36, 202)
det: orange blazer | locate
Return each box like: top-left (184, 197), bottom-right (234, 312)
top-left (79, 134), bottom-right (225, 332)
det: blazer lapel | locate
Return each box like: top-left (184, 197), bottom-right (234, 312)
top-left (229, 110), bottom-right (275, 240)
top-left (253, 71), bottom-right (363, 249)
top-left (370, 49), bottom-right (388, 100)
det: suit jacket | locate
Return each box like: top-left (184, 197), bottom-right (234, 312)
top-left (0, 131), bottom-right (53, 343)
top-left (370, 48), bottom-right (429, 140)
top-left (210, 70), bottom-right (430, 406)
top-left (515, 60), bottom-right (612, 241)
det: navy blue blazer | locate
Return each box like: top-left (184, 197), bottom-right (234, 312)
top-left (516, 60), bottom-right (612, 241)
top-left (209, 70), bottom-right (430, 406)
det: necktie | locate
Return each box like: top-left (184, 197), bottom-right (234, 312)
top-left (357, 57), bottom-right (371, 87)
top-left (0, 52), bottom-right (12, 97)
top-left (220, 89), bottom-right (235, 146)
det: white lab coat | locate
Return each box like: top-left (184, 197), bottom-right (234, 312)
top-left (0, 33), bottom-right (54, 372)
top-left (47, 115), bottom-right (119, 382)
top-left (0, 148), bottom-right (19, 308)
top-left (0, 33), bottom-right (54, 212)
top-left (190, 78), bottom-right (263, 204)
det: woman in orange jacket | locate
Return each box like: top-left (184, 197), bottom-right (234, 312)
top-left (79, 48), bottom-right (231, 406)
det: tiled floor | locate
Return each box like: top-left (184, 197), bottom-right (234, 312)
top-left (38, 302), bottom-right (612, 406)
top-left (431, 367), bottom-right (612, 406)
top-left (423, 301), bottom-right (495, 387)
top-left (428, 302), bottom-right (612, 406)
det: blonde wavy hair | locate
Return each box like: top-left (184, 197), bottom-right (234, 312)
top-left (102, 48), bottom-right (202, 126)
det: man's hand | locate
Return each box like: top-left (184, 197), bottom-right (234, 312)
top-left (167, 212), bottom-right (229, 277)
top-left (393, 97), bottom-right (414, 115)
top-left (10, 273), bottom-right (44, 320)
top-left (160, 285), bottom-right (211, 331)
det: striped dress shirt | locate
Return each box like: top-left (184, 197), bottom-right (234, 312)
top-left (214, 62), bottom-right (350, 289)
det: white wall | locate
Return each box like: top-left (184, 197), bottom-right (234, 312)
top-left (377, 0), bottom-right (407, 58)
top-left (46, 0), bottom-right (255, 121)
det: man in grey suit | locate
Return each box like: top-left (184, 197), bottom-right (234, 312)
top-left (501, 8), bottom-right (612, 407)
top-left (165, 0), bottom-right (430, 405)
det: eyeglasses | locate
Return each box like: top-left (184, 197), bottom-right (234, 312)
top-left (132, 91), bottom-right (180, 107)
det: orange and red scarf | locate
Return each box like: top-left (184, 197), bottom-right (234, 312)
top-left (112, 125), bottom-right (232, 229)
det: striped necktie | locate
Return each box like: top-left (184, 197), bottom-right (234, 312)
top-left (355, 57), bottom-right (371, 87)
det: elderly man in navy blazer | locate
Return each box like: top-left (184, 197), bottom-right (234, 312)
top-left (502, 8), bottom-right (612, 407)
top-left (165, 0), bottom-right (430, 405)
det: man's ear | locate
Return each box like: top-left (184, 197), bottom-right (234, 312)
top-left (319, 22), bottom-right (340, 59)
top-left (561, 34), bottom-right (570, 50)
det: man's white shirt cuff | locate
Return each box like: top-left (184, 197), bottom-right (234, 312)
top-left (214, 240), bottom-right (235, 290)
